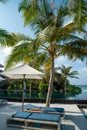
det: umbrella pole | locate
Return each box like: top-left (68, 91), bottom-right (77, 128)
top-left (22, 82), bottom-right (24, 111)
top-left (22, 75), bottom-right (25, 111)
top-left (30, 79), bottom-right (32, 98)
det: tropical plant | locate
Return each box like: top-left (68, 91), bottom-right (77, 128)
top-left (4, 0), bottom-right (87, 107)
top-left (57, 65), bottom-right (79, 96)
top-left (66, 84), bottom-right (82, 97)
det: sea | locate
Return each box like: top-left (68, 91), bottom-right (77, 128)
top-left (69, 85), bottom-right (87, 100)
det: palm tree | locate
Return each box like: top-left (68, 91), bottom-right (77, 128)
top-left (57, 65), bottom-right (79, 96)
top-left (4, 0), bottom-right (87, 107)
top-left (17, 0), bottom-right (74, 107)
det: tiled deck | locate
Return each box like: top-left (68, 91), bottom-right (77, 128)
top-left (0, 102), bottom-right (87, 130)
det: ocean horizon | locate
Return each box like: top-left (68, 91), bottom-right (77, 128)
top-left (76, 85), bottom-right (87, 88)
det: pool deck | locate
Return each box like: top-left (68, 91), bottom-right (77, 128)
top-left (0, 102), bottom-right (87, 130)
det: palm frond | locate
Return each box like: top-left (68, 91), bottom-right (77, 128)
top-left (5, 42), bottom-right (32, 69)
top-left (62, 39), bottom-right (87, 61)
top-left (0, 0), bottom-right (8, 4)
top-left (68, 0), bottom-right (87, 31)
top-left (15, 33), bottom-right (32, 42)
top-left (0, 29), bottom-right (17, 47)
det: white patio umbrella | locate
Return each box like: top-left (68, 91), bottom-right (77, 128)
top-left (1, 64), bottom-right (44, 111)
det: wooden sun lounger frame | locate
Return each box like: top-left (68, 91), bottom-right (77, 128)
top-left (7, 116), bottom-right (26, 128)
top-left (25, 118), bottom-right (61, 130)
top-left (6, 112), bottom-right (61, 130)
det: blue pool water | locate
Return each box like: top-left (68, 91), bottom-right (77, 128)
top-left (69, 92), bottom-right (87, 100)
top-left (69, 85), bottom-right (87, 100)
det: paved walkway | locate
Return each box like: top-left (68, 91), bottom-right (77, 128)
top-left (0, 102), bottom-right (87, 130)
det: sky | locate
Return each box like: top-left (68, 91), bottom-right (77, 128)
top-left (0, 0), bottom-right (87, 85)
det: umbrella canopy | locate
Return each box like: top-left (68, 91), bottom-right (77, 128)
top-left (1, 64), bottom-right (44, 111)
top-left (1, 64), bottom-right (44, 79)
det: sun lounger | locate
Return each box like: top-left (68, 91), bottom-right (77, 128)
top-left (0, 99), bottom-right (8, 105)
top-left (6, 112), bottom-right (61, 130)
top-left (6, 112), bottom-right (32, 128)
top-left (25, 106), bottom-right (65, 119)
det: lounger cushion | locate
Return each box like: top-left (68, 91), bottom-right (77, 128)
top-left (12, 112), bottom-right (31, 119)
top-left (27, 113), bottom-right (60, 122)
top-left (26, 105), bottom-right (41, 110)
top-left (43, 107), bottom-right (64, 113)
top-left (54, 108), bottom-right (65, 113)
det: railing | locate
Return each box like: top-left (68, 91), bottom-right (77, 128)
top-left (0, 89), bottom-right (64, 100)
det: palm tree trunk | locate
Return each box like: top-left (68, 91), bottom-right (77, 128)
top-left (46, 56), bottom-right (54, 107)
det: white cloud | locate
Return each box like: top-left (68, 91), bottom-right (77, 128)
top-left (2, 47), bottom-right (12, 55)
top-left (0, 47), bottom-right (12, 65)
top-left (55, 56), bottom-right (67, 67)
top-left (79, 67), bottom-right (87, 73)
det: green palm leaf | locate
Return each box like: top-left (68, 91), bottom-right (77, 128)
top-left (0, 0), bottom-right (8, 3)
top-left (68, 0), bottom-right (87, 31)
